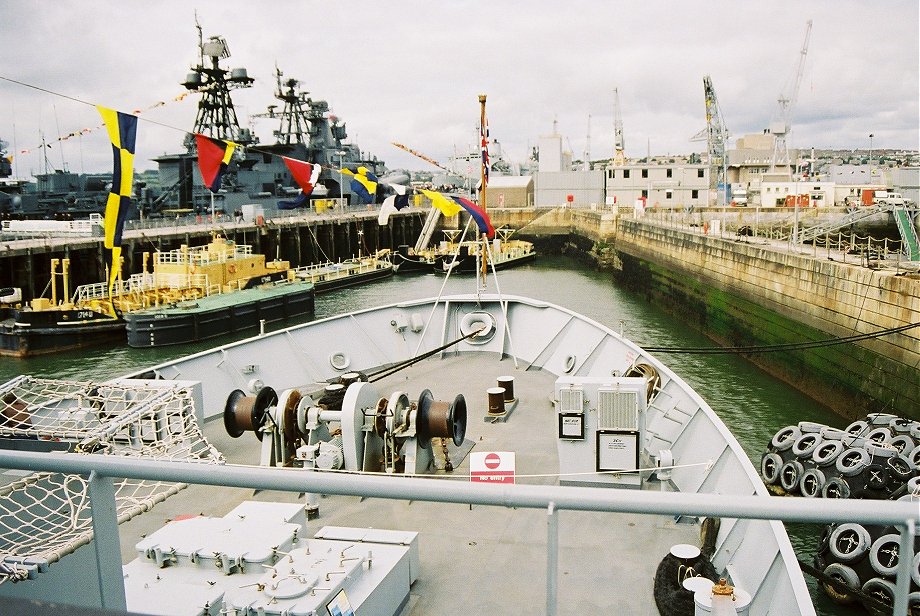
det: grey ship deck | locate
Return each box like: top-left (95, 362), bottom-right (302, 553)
top-left (115, 354), bottom-right (698, 615)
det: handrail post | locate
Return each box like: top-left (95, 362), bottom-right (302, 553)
top-left (547, 501), bottom-right (559, 616)
top-left (893, 518), bottom-right (915, 616)
top-left (87, 471), bottom-right (127, 611)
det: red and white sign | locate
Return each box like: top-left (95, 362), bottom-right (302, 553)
top-left (470, 451), bottom-right (516, 484)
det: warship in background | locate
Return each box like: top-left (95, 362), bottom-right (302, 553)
top-left (152, 22), bottom-right (402, 217)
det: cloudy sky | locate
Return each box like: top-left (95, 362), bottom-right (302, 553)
top-left (1, 0), bottom-right (917, 177)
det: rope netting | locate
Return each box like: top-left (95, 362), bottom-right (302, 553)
top-left (0, 376), bottom-right (224, 583)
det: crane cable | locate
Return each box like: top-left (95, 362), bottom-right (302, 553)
top-left (642, 322), bottom-right (919, 355)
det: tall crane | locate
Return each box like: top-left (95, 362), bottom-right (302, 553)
top-left (768, 19), bottom-right (813, 171)
top-left (612, 88), bottom-right (625, 165)
top-left (702, 75), bottom-right (729, 205)
top-left (390, 142), bottom-right (450, 172)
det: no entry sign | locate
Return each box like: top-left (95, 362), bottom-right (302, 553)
top-left (470, 451), bottom-right (516, 484)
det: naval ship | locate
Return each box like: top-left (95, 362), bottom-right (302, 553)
top-left (152, 23), bottom-right (399, 218)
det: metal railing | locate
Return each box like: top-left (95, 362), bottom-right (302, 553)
top-left (0, 450), bottom-right (916, 615)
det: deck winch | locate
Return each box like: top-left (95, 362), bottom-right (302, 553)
top-left (224, 375), bottom-right (467, 477)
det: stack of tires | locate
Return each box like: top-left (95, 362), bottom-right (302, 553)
top-left (813, 487), bottom-right (920, 610)
top-left (761, 413), bottom-right (920, 610)
top-left (760, 413), bottom-right (920, 499)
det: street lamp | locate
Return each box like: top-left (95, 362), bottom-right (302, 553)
top-left (868, 134), bottom-right (874, 184)
top-left (336, 151), bottom-right (347, 211)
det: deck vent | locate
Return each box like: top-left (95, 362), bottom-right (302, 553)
top-left (558, 387), bottom-right (584, 413)
top-left (598, 389), bottom-right (638, 430)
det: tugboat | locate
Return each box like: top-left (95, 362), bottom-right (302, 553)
top-left (434, 228), bottom-right (536, 274)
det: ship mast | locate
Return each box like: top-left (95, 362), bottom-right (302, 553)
top-left (478, 94), bottom-right (488, 281)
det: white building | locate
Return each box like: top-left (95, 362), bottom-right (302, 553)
top-left (603, 158), bottom-right (710, 209)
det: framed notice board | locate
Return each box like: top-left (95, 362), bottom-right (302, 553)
top-left (596, 430), bottom-right (639, 472)
top-left (557, 412), bottom-right (585, 440)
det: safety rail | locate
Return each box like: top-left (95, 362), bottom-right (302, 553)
top-left (72, 273), bottom-right (157, 304)
top-left (641, 208), bottom-right (920, 269)
top-left (0, 450), bottom-right (915, 615)
top-left (155, 242), bottom-right (253, 265)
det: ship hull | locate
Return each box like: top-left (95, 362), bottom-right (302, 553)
top-left (124, 282), bottom-right (315, 348)
top-left (0, 307), bottom-right (124, 358)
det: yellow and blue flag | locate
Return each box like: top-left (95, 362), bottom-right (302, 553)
top-left (97, 105), bottom-right (138, 307)
top-left (341, 166), bottom-right (378, 204)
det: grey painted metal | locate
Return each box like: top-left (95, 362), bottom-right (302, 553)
top-left (546, 502), bottom-right (558, 616)
top-left (86, 472), bottom-right (126, 611)
top-left (895, 519), bottom-right (916, 616)
top-left (2, 450), bottom-right (918, 615)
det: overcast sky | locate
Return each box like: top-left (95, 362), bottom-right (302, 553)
top-left (2, 0), bottom-right (917, 177)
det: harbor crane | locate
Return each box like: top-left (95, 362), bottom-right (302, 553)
top-left (691, 76), bottom-right (729, 206)
top-left (612, 88), bottom-right (626, 165)
top-left (767, 19), bottom-right (813, 171)
top-left (390, 142), bottom-right (450, 172)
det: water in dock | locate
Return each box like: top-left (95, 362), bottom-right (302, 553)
top-left (0, 254), bottom-right (860, 615)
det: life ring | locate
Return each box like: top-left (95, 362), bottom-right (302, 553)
top-left (800, 468), bottom-right (826, 498)
top-left (828, 523), bottom-right (871, 562)
top-left (835, 447), bottom-right (870, 476)
top-left (779, 459), bottom-right (804, 492)
top-left (822, 477), bottom-right (851, 499)
top-left (821, 562), bottom-right (861, 604)
top-left (868, 534), bottom-right (901, 577)
top-left (563, 354), bottom-right (577, 374)
top-left (760, 452), bottom-right (783, 485)
top-left (227, 264), bottom-right (237, 274)
top-left (792, 433), bottom-right (823, 458)
top-left (459, 311), bottom-right (496, 344)
top-left (812, 440), bottom-right (845, 466)
top-left (329, 352), bottom-right (350, 371)
top-left (770, 426), bottom-right (801, 452)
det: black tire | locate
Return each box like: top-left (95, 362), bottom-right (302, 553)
top-left (886, 455), bottom-right (914, 485)
top-left (800, 468), bottom-right (826, 498)
top-left (864, 463), bottom-right (889, 491)
top-left (780, 460), bottom-right (805, 493)
top-left (866, 427), bottom-right (893, 443)
top-left (845, 420), bottom-right (869, 436)
top-left (812, 441), bottom-right (845, 466)
top-left (792, 433), bottom-right (823, 458)
top-left (821, 562), bottom-right (860, 605)
top-left (822, 477), bottom-right (852, 499)
top-left (770, 426), bottom-right (801, 452)
top-left (836, 447), bottom-right (870, 477)
top-left (828, 523), bottom-right (872, 562)
top-left (760, 452), bottom-right (783, 485)
top-left (861, 577), bottom-right (896, 611)
top-left (887, 434), bottom-right (916, 455)
top-left (868, 534), bottom-right (901, 577)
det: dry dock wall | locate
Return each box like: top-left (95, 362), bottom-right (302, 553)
top-left (604, 218), bottom-right (919, 421)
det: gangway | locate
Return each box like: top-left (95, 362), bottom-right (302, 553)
top-left (893, 207), bottom-right (920, 260)
top-left (797, 204), bottom-right (896, 244)
top-left (414, 206), bottom-right (442, 252)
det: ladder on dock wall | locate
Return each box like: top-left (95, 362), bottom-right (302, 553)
top-left (893, 207), bottom-right (920, 261)
top-left (414, 206), bottom-right (442, 252)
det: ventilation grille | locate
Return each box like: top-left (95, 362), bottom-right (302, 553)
top-left (559, 387), bottom-right (584, 413)
top-left (598, 390), bottom-right (638, 430)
